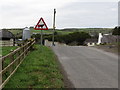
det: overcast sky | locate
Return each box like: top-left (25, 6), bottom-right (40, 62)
top-left (0, 0), bottom-right (119, 29)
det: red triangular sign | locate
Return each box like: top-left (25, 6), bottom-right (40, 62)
top-left (34, 17), bottom-right (48, 30)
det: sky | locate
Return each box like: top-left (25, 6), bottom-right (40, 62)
top-left (0, 0), bottom-right (119, 29)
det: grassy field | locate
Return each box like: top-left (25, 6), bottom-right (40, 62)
top-left (4, 44), bottom-right (64, 88)
top-left (30, 28), bottom-right (113, 35)
top-left (5, 28), bottom-right (113, 36)
top-left (8, 30), bottom-right (22, 35)
top-left (2, 46), bottom-right (18, 72)
top-left (2, 46), bottom-right (18, 56)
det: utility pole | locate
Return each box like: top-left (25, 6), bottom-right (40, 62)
top-left (52, 8), bottom-right (56, 46)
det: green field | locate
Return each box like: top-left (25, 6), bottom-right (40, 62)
top-left (6, 28), bottom-right (113, 36)
top-left (30, 28), bottom-right (52, 34)
top-left (2, 46), bottom-right (18, 56)
top-left (31, 28), bottom-right (113, 35)
top-left (2, 46), bottom-right (18, 71)
top-left (4, 44), bottom-right (64, 88)
top-left (8, 30), bottom-right (22, 35)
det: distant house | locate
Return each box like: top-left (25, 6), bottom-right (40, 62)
top-left (0, 29), bottom-right (15, 46)
top-left (101, 35), bottom-right (120, 44)
top-left (85, 33), bottom-right (120, 46)
top-left (84, 38), bottom-right (98, 46)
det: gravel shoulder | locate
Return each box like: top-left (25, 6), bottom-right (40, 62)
top-left (93, 45), bottom-right (120, 56)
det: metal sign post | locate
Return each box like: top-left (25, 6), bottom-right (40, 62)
top-left (39, 24), bottom-right (44, 46)
top-left (34, 17), bottom-right (48, 46)
top-left (40, 30), bottom-right (43, 45)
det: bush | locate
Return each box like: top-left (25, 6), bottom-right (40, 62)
top-left (112, 26), bottom-right (120, 35)
top-left (45, 32), bottom-right (91, 45)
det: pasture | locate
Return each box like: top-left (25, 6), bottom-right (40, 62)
top-left (5, 28), bottom-right (113, 36)
top-left (31, 27), bottom-right (113, 35)
top-left (8, 29), bottom-right (22, 35)
top-left (2, 46), bottom-right (18, 56)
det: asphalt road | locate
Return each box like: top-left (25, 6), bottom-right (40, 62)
top-left (52, 46), bottom-right (118, 88)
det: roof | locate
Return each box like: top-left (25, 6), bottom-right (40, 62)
top-left (0, 29), bottom-right (15, 40)
top-left (101, 35), bottom-right (120, 43)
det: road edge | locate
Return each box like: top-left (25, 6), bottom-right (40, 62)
top-left (50, 46), bottom-right (75, 88)
top-left (54, 54), bottom-right (75, 88)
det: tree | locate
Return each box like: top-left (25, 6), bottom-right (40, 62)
top-left (112, 26), bottom-right (120, 35)
top-left (45, 31), bottom-right (91, 45)
top-left (62, 32), bottom-right (91, 45)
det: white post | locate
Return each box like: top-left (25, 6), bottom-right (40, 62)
top-left (97, 33), bottom-right (103, 45)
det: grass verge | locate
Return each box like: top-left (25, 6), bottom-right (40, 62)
top-left (4, 44), bottom-right (64, 88)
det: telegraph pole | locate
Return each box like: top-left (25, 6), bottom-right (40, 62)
top-left (52, 9), bottom-right (56, 46)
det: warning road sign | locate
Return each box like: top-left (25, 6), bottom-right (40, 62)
top-left (34, 17), bottom-right (48, 30)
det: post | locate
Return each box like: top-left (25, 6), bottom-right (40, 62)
top-left (0, 58), bottom-right (2, 90)
top-left (9, 53), bottom-right (14, 74)
top-left (52, 9), bottom-right (56, 46)
top-left (0, 39), bottom-right (1, 88)
top-left (41, 30), bottom-right (43, 45)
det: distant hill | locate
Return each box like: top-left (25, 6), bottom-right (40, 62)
top-left (2, 27), bottom-right (113, 37)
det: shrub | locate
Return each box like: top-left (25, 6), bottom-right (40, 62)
top-left (112, 26), bottom-right (120, 35)
top-left (45, 32), bottom-right (91, 45)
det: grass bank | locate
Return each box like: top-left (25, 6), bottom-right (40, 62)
top-left (4, 44), bottom-right (64, 88)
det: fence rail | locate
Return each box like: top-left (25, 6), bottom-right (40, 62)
top-left (0, 39), bottom-right (35, 89)
top-left (0, 40), bottom-right (26, 46)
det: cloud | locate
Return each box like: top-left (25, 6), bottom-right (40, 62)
top-left (56, 2), bottom-right (118, 28)
top-left (1, 0), bottom-right (79, 28)
top-left (0, 0), bottom-right (118, 28)
top-left (111, 8), bottom-right (118, 11)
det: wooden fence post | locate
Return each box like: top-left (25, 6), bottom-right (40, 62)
top-left (23, 46), bottom-right (25, 59)
top-left (0, 58), bottom-right (2, 89)
top-left (17, 50), bottom-right (20, 65)
top-left (9, 53), bottom-right (14, 74)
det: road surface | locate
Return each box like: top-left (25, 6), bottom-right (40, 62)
top-left (52, 46), bottom-right (118, 88)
